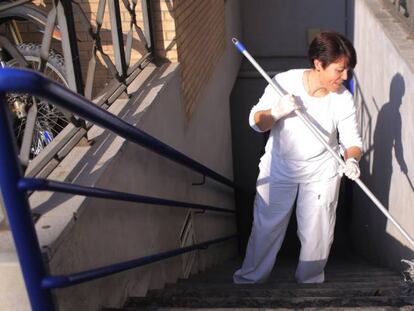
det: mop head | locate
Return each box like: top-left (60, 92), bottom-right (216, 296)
top-left (401, 259), bottom-right (414, 295)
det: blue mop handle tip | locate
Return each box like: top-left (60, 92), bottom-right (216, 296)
top-left (232, 37), bottom-right (246, 53)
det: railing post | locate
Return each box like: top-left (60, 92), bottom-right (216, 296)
top-left (0, 192), bottom-right (9, 229)
top-left (56, 0), bottom-right (84, 96)
top-left (108, 0), bottom-right (128, 79)
top-left (0, 93), bottom-right (55, 311)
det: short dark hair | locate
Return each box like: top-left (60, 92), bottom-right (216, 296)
top-left (308, 31), bottom-right (357, 69)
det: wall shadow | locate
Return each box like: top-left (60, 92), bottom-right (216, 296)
top-left (372, 73), bottom-right (408, 208)
top-left (230, 76), bottom-right (268, 253)
top-left (368, 73), bottom-right (412, 267)
top-left (353, 72), bottom-right (414, 270)
top-left (31, 65), bottom-right (176, 216)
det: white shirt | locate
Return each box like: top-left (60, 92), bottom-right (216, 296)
top-left (249, 69), bottom-right (362, 183)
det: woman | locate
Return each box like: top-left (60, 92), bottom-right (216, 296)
top-left (233, 31), bottom-right (363, 284)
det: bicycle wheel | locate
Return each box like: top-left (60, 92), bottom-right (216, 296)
top-left (6, 43), bottom-right (71, 159)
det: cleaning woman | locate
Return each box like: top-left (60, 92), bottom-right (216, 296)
top-left (234, 31), bottom-right (362, 284)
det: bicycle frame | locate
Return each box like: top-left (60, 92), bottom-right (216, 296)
top-left (0, 1), bottom-right (62, 45)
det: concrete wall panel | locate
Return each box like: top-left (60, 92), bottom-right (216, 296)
top-left (352, 0), bottom-right (414, 270)
top-left (240, 0), bottom-right (347, 56)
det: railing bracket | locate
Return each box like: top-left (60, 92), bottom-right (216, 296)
top-left (192, 175), bottom-right (206, 186)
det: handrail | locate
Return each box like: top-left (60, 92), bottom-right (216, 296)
top-left (0, 88), bottom-right (54, 310)
top-left (18, 177), bottom-right (236, 214)
top-left (0, 68), bottom-right (238, 311)
top-left (0, 68), bottom-right (236, 189)
top-left (41, 234), bottom-right (237, 289)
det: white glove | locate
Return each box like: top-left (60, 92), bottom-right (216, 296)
top-left (338, 158), bottom-right (360, 180)
top-left (271, 94), bottom-right (299, 121)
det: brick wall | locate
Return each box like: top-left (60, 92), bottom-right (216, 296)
top-left (174, 0), bottom-right (225, 117)
top-left (151, 0), bottom-right (225, 117)
top-left (151, 1), bottom-right (178, 62)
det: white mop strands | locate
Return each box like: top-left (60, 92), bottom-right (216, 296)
top-left (232, 37), bottom-right (414, 273)
top-left (401, 259), bottom-right (414, 294)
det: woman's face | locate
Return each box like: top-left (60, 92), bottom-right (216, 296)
top-left (315, 56), bottom-right (349, 93)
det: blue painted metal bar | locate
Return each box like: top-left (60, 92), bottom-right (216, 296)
top-left (18, 177), bottom-right (236, 214)
top-left (41, 234), bottom-right (237, 289)
top-left (0, 68), bottom-right (236, 189)
top-left (0, 94), bottom-right (55, 310)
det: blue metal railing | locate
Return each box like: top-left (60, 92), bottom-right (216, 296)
top-left (18, 177), bottom-right (236, 214)
top-left (0, 68), bottom-right (237, 311)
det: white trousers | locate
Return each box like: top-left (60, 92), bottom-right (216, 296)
top-left (233, 174), bottom-right (341, 284)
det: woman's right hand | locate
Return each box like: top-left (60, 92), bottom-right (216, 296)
top-left (271, 94), bottom-right (300, 121)
top-left (252, 94), bottom-right (300, 132)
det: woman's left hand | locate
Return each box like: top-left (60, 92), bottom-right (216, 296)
top-left (338, 158), bottom-right (360, 180)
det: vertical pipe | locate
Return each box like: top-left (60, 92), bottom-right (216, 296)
top-left (108, 0), bottom-right (127, 79)
top-left (0, 93), bottom-right (55, 311)
top-left (141, 0), bottom-right (153, 51)
top-left (56, 0), bottom-right (84, 96)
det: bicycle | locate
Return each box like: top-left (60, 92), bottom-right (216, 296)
top-left (0, 0), bottom-right (73, 163)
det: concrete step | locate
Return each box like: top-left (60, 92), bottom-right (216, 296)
top-left (146, 285), bottom-right (404, 299)
top-left (185, 270), bottom-right (401, 281)
top-left (191, 259), bottom-right (400, 279)
top-left (177, 275), bottom-right (403, 286)
top-left (205, 264), bottom-right (399, 274)
top-left (122, 295), bottom-right (414, 309)
top-left (165, 280), bottom-right (405, 291)
top-left (178, 258), bottom-right (402, 286)
top-left (197, 263), bottom-right (399, 272)
top-left (103, 308), bottom-right (414, 311)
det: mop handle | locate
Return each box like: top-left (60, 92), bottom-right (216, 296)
top-left (232, 37), bottom-right (414, 248)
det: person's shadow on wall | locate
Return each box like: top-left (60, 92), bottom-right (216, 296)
top-left (372, 73), bottom-right (408, 208)
top-left (369, 73), bottom-right (411, 263)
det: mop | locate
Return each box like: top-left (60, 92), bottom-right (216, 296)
top-left (231, 37), bottom-right (414, 284)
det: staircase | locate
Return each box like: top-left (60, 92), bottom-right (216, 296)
top-left (104, 255), bottom-right (414, 310)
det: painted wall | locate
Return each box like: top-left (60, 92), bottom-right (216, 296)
top-left (351, 0), bottom-right (414, 270)
top-left (240, 0), bottom-right (347, 57)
